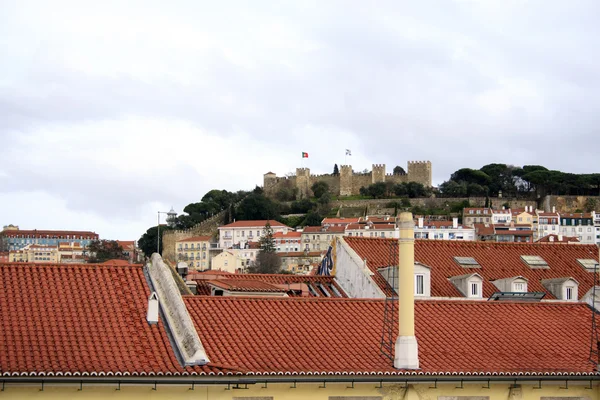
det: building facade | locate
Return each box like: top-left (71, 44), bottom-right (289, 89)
top-left (0, 226), bottom-right (98, 251)
top-left (301, 225), bottom-right (345, 251)
top-left (9, 244), bottom-right (60, 263)
top-left (217, 220), bottom-right (290, 249)
top-left (559, 212), bottom-right (596, 244)
top-left (414, 217), bottom-right (475, 240)
top-left (176, 236), bottom-right (212, 270)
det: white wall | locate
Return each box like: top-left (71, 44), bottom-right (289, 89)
top-left (334, 238), bottom-right (386, 299)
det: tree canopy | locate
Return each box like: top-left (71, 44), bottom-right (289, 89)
top-left (88, 240), bottom-right (127, 263)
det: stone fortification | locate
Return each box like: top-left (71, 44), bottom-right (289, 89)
top-left (264, 161), bottom-right (432, 200)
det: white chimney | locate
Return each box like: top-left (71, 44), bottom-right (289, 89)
top-left (147, 292), bottom-right (159, 324)
top-left (418, 217), bottom-right (424, 229)
top-left (558, 234), bottom-right (563, 242)
top-left (502, 206), bottom-right (505, 210)
top-left (394, 212), bottom-right (419, 369)
top-left (552, 206), bottom-right (556, 213)
top-left (549, 236), bottom-right (554, 242)
top-left (452, 217), bottom-right (458, 229)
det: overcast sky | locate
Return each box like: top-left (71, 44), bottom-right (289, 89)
top-left (1, 0), bottom-right (599, 240)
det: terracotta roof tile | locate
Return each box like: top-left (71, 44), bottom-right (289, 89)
top-left (185, 297), bottom-right (596, 375)
top-left (345, 237), bottom-right (599, 299)
top-left (273, 231), bottom-right (302, 238)
top-left (208, 279), bottom-right (287, 292)
top-left (0, 263), bottom-right (234, 375)
top-left (191, 274), bottom-right (347, 298)
top-left (302, 226), bottom-right (346, 233)
top-left (321, 218), bottom-right (360, 225)
top-left (536, 234), bottom-right (580, 243)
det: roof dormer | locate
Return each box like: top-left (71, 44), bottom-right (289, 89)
top-left (491, 276), bottom-right (529, 293)
top-left (541, 277), bottom-right (579, 301)
top-left (449, 273), bottom-right (483, 299)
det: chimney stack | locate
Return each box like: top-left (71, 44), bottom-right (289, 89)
top-left (452, 217), bottom-right (458, 229)
top-left (418, 217), bottom-right (424, 229)
top-left (394, 212), bottom-right (419, 369)
top-left (552, 206), bottom-right (556, 213)
top-left (146, 292), bottom-right (159, 324)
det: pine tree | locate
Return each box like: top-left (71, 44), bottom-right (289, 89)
top-left (333, 164), bottom-right (339, 175)
top-left (258, 221), bottom-right (276, 253)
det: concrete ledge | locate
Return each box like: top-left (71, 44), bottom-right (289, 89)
top-left (149, 253), bottom-right (210, 366)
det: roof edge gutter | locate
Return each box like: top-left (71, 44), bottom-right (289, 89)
top-left (1, 375), bottom-right (599, 387)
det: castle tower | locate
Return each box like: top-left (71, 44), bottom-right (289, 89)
top-left (340, 165), bottom-right (353, 196)
top-left (263, 172), bottom-right (277, 195)
top-left (407, 161), bottom-right (432, 187)
top-left (372, 164), bottom-right (386, 184)
top-left (295, 168), bottom-right (311, 199)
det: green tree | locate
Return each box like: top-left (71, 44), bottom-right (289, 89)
top-left (258, 221), bottom-right (276, 253)
top-left (290, 199), bottom-right (315, 213)
top-left (333, 164), bottom-right (339, 175)
top-left (393, 165), bottom-right (406, 175)
top-left (303, 211), bottom-right (322, 226)
top-left (247, 251), bottom-right (282, 274)
top-left (311, 181), bottom-right (329, 198)
top-left (317, 192), bottom-right (332, 215)
top-left (439, 180), bottom-right (467, 197)
top-left (585, 198), bottom-right (598, 213)
top-left (88, 240), bottom-right (126, 263)
top-left (235, 193), bottom-right (280, 220)
top-left (366, 182), bottom-right (387, 198)
top-left (138, 225), bottom-right (171, 257)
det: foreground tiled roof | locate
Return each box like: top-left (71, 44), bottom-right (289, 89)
top-left (191, 273), bottom-right (347, 297)
top-left (344, 237), bottom-right (599, 299)
top-left (0, 263), bottom-right (234, 376)
top-left (186, 296), bottom-right (597, 375)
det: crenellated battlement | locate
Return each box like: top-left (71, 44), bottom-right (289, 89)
top-left (264, 161), bottom-right (432, 199)
top-left (407, 160), bottom-right (431, 165)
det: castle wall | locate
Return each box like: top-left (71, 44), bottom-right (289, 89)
top-left (351, 173), bottom-right (372, 195)
top-left (264, 161), bottom-right (433, 199)
top-left (544, 195), bottom-right (600, 213)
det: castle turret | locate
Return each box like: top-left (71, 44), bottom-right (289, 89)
top-left (295, 168), bottom-right (311, 199)
top-left (340, 165), bottom-right (353, 196)
top-left (372, 164), bottom-right (386, 184)
top-left (407, 161), bottom-right (432, 187)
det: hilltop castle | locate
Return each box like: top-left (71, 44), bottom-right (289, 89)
top-left (264, 161), bottom-right (432, 199)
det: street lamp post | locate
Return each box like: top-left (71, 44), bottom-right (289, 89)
top-left (157, 208), bottom-right (177, 255)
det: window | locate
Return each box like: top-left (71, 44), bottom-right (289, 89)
top-left (454, 256), bottom-right (481, 268)
top-left (521, 255), bottom-right (549, 269)
top-left (577, 259), bottom-right (598, 272)
top-left (471, 282), bottom-right (479, 296)
top-left (224, 259), bottom-right (228, 266)
top-left (415, 274), bottom-right (424, 295)
top-left (241, 231), bottom-right (245, 237)
top-left (513, 282), bottom-right (526, 292)
top-left (566, 286), bottom-right (574, 300)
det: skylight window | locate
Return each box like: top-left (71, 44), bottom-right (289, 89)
top-left (454, 256), bottom-right (481, 268)
top-left (521, 255), bottom-right (549, 269)
top-left (577, 259), bottom-right (599, 272)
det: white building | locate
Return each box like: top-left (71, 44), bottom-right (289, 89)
top-left (345, 222), bottom-right (398, 239)
top-left (595, 212), bottom-right (600, 245)
top-left (558, 212), bottom-right (596, 245)
top-left (218, 220), bottom-right (290, 249)
top-left (491, 208), bottom-right (512, 224)
top-left (536, 211), bottom-right (560, 241)
top-left (414, 218), bottom-right (475, 241)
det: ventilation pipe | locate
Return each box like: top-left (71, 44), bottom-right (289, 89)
top-left (147, 292), bottom-right (159, 325)
top-left (394, 212), bottom-right (419, 369)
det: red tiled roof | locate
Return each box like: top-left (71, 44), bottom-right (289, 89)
top-left (302, 226), bottom-right (346, 233)
top-left (358, 216), bottom-right (395, 224)
top-left (191, 274), bottom-right (347, 298)
top-left (100, 259), bottom-right (133, 266)
top-left (463, 208), bottom-right (491, 213)
top-left (346, 223), bottom-right (397, 231)
top-left (344, 237), bottom-right (599, 299)
top-left (177, 236), bottom-right (212, 243)
top-left (536, 234), bottom-right (580, 243)
top-left (0, 263), bottom-right (233, 375)
top-left (419, 221), bottom-right (454, 228)
top-left (220, 220), bottom-right (289, 228)
top-left (560, 212), bottom-right (593, 218)
top-left (208, 279), bottom-right (287, 292)
top-left (273, 231), bottom-right (302, 238)
top-left (279, 251), bottom-right (323, 257)
top-left (0, 230), bottom-right (98, 239)
top-left (185, 296), bottom-right (596, 375)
